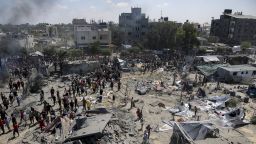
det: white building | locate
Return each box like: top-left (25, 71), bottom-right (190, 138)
top-left (217, 65), bottom-right (256, 82)
top-left (74, 22), bottom-right (111, 49)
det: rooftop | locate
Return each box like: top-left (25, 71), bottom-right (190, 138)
top-left (219, 65), bottom-right (256, 72)
top-left (197, 64), bottom-right (229, 77)
top-left (225, 14), bottom-right (256, 20)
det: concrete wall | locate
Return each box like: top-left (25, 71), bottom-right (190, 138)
top-left (62, 61), bottom-right (100, 75)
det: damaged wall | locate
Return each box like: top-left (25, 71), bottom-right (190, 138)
top-left (62, 61), bottom-right (100, 75)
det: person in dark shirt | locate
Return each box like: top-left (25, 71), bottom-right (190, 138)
top-left (117, 80), bottom-right (121, 91)
top-left (13, 123), bottom-right (19, 137)
top-left (0, 110), bottom-right (8, 120)
top-left (74, 97), bottom-right (78, 109)
top-left (50, 87), bottom-right (55, 98)
top-left (110, 81), bottom-right (114, 90)
top-left (11, 114), bottom-right (17, 125)
top-left (70, 100), bottom-right (74, 111)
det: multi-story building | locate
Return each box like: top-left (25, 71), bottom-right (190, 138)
top-left (3, 32), bottom-right (35, 49)
top-left (202, 23), bottom-right (211, 37)
top-left (210, 9), bottom-right (256, 45)
top-left (73, 19), bottom-right (111, 48)
top-left (46, 25), bottom-right (58, 38)
top-left (119, 7), bottom-right (149, 44)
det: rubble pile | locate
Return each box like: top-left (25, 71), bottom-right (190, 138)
top-left (99, 110), bottom-right (139, 144)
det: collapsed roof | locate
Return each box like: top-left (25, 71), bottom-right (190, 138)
top-left (196, 64), bottom-right (229, 77)
top-left (170, 122), bottom-right (219, 144)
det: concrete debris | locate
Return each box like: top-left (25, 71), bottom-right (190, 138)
top-left (1, 48), bottom-right (256, 144)
top-left (135, 81), bottom-right (151, 95)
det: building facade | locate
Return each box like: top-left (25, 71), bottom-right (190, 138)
top-left (6, 33), bottom-right (35, 49)
top-left (46, 25), bottom-right (58, 38)
top-left (119, 7), bottom-right (149, 44)
top-left (73, 19), bottom-right (111, 48)
top-left (210, 9), bottom-right (256, 45)
top-left (217, 65), bottom-right (256, 82)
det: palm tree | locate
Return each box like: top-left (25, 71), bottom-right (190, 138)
top-left (56, 50), bottom-right (67, 75)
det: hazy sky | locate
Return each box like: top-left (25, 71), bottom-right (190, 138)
top-left (0, 0), bottom-right (256, 24)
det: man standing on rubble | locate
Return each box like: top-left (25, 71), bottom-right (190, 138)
top-left (13, 122), bottom-right (19, 137)
top-left (52, 94), bottom-right (56, 106)
top-left (142, 129), bottom-right (149, 144)
top-left (146, 125), bottom-right (152, 140)
top-left (194, 106), bottom-right (198, 117)
top-left (57, 90), bottom-right (61, 109)
top-left (130, 97), bottom-right (135, 109)
top-left (117, 80), bottom-right (121, 91)
top-left (74, 97), bottom-right (78, 109)
top-left (0, 118), bottom-right (5, 134)
top-left (40, 90), bottom-right (44, 104)
top-left (70, 100), bottom-right (74, 111)
top-left (82, 97), bottom-right (87, 111)
top-left (19, 110), bottom-right (26, 126)
top-left (50, 87), bottom-right (55, 100)
top-left (110, 80), bottom-right (114, 91)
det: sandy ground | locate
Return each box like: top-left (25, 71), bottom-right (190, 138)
top-left (0, 70), bottom-right (256, 144)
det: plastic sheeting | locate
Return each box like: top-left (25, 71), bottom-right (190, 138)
top-left (202, 56), bottom-right (220, 62)
top-left (170, 122), bottom-right (218, 144)
top-left (168, 104), bottom-right (193, 118)
top-left (135, 81), bottom-right (151, 95)
top-left (207, 95), bottom-right (230, 109)
top-left (214, 108), bottom-right (249, 127)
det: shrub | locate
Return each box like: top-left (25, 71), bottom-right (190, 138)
top-left (225, 98), bottom-right (238, 108)
top-left (250, 116), bottom-right (256, 125)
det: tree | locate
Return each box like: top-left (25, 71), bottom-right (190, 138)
top-left (241, 41), bottom-right (251, 50)
top-left (90, 41), bottom-right (100, 55)
top-left (143, 21), bottom-right (199, 55)
top-left (68, 49), bottom-right (83, 59)
top-left (109, 22), bottom-right (123, 46)
top-left (20, 47), bottom-right (29, 58)
top-left (182, 22), bottom-right (200, 54)
top-left (42, 47), bottom-right (57, 58)
top-left (128, 46), bottom-right (141, 53)
top-left (56, 49), bottom-right (67, 75)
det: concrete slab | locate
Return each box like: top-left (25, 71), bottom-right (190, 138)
top-left (64, 113), bottom-right (112, 141)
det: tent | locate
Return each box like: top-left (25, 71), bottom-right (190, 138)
top-left (202, 56), bottom-right (220, 62)
top-left (207, 95), bottom-right (230, 109)
top-left (170, 122), bottom-right (218, 144)
top-left (215, 108), bottom-right (249, 127)
top-left (30, 51), bottom-right (44, 57)
top-left (196, 56), bottom-right (220, 63)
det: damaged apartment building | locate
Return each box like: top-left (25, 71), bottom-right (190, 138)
top-left (3, 32), bottom-right (35, 49)
top-left (73, 19), bottom-right (112, 49)
top-left (119, 7), bottom-right (149, 44)
top-left (210, 9), bottom-right (256, 45)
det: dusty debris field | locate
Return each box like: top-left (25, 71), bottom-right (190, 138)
top-left (0, 70), bottom-right (256, 144)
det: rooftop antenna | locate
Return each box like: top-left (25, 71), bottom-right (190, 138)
top-left (161, 10), bottom-right (163, 18)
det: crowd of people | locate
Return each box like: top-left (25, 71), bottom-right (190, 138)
top-left (0, 76), bottom-right (25, 138)
top-left (0, 57), bottom-right (125, 140)
top-left (0, 54), bottom-right (162, 144)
